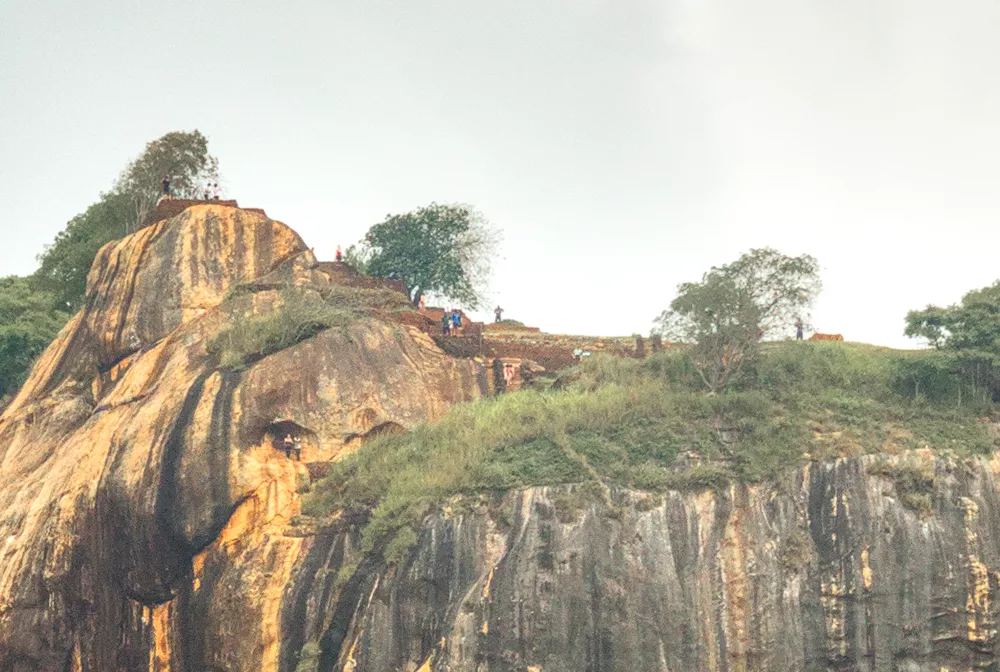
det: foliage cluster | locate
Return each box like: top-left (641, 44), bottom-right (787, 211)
top-left (0, 131), bottom-right (218, 401)
top-left (0, 277), bottom-right (69, 399)
top-left (34, 130), bottom-right (218, 312)
top-left (346, 202), bottom-right (500, 309)
top-left (905, 280), bottom-right (1000, 404)
top-left (304, 341), bottom-right (997, 570)
top-left (868, 459), bottom-right (936, 517)
top-left (655, 248), bottom-right (821, 393)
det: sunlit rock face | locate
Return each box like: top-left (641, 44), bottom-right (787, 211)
top-left (2, 204), bottom-right (1000, 671)
top-left (0, 205), bottom-right (483, 671)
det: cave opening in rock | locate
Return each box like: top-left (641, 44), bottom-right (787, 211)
top-left (263, 420), bottom-right (319, 461)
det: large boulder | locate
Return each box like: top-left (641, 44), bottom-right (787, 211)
top-left (0, 204), bottom-right (484, 671)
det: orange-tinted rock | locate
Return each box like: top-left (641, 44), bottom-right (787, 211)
top-left (0, 206), bottom-right (484, 671)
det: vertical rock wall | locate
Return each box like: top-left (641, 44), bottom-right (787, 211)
top-left (298, 454), bottom-right (1000, 672)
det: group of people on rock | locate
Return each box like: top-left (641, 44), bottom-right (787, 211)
top-left (281, 434), bottom-right (303, 461)
top-left (441, 309), bottom-right (464, 335)
top-left (202, 182), bottom-right (223, 200)
top-left (436, 304), bottom-right (515, 335)
top-left (159, 175), bottom-right (222, 201)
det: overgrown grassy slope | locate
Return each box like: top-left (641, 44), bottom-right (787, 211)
top-left (303, 341), bottom-right (999, 565)
top-left (208, 284), bottom-right (413, 370)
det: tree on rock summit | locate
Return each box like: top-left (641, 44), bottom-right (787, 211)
top-left (115, 130), bottom-right (219, 234)
top-left (33, 130), bottom-right (220, 312)
top-left (654, 248), bottom-right (821, 394)
top-left (0, 131), bottom-right (220, 402)
top-left (349, 203), bottom-right (500, 309)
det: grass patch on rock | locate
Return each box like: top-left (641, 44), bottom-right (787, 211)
top-left (208, 288), bottom-right (355, 370)
top-left (209, 283), bottom-right (416, 371)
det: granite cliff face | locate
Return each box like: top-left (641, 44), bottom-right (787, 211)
top-left (2, 205), bottom-right (1000, 671)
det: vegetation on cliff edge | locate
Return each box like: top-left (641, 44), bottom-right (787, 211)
top-left (304, 341), bottom-right (998, 566)
top-left (209, 284), bottom-right (414, 370)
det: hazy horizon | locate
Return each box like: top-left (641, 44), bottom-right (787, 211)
top-left (4, 0), bottom-right (1000, 346)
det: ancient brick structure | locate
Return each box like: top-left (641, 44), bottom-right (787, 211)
top-left (140, 198), bottom-right (265, 229)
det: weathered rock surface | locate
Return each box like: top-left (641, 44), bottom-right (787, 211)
top-left (0, 205), bottom-right (484, 671)
top-left (286, 453), bottom-right (1000, 672)
top-left (3, 204), bottom-right (1000, 671)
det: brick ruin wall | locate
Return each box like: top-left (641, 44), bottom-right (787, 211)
top-left (140, 199), bottom-right (264, 229)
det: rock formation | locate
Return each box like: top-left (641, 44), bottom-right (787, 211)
top-left (1, 203), bottom-right (999, 671)
top-left (0, 205), bottom-right (482, 671)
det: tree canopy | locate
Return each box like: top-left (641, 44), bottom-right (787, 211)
top-left (351, 203), bottom-right (499, 308)
top-left (0, 277), bottom-right (68, 400)
top-left (33, 130), bottom-right (219, 312)
top-left (905, 280), bottom-right (1000, 403)
top-left (654, 248), bottom-right (821, 393)
top-left (115, 130), bottom-right (219, 235)
top-left (32, 193), bottom-right (132, 312)
top-left (0, 130), bottom-right (219, 401)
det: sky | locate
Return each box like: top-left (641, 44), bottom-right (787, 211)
top-left (2, 0), bottom-right (1000, 347)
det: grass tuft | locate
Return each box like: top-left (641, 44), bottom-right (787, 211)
top-left (208, 283), bottom-right (416, 371)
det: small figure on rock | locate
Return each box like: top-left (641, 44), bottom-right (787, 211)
top-left (282, 433), bottom-right (294, 459)
top-left (451, 309), bottom-right (462, 335)
top-left (494, 305), bottom-right (504, 323)
top-left (293, 435), bottom-right (303, 461)
top-left (203, 183), bottom-right (211, 200)
top-left (441, 311), bottom-right (451, 336)
top-left (213, 183), bottom-right (221, 200)
top-left (161, 175), bottom-right (171, 201)
top-left (335, 245), bottom-right (343, 263)
top-left (503, 363), bottom-right (515, 386)
top-left (418, 294), bottom-right (426, 313)
top-left (795, 317), bottom-right (804, 341)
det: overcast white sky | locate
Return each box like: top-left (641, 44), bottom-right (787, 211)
top-left (3, 0), bottom-right (999, 347)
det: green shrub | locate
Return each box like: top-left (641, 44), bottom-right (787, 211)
top-left (208, 288), bottom-right (356, 370)
top-left (294, 641), bottom-right (321, 672)
top-left (869, 460), bottom-right (936, 517)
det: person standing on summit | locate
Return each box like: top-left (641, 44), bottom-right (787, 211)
top-left (494, 305), bottom-right (504, 323)
top-left (161, 175), bottom-right (171, 201)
